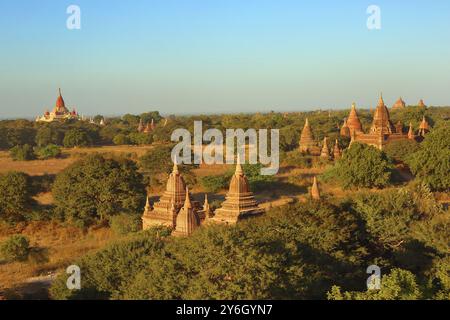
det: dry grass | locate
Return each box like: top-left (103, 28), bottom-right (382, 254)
top-left (0, 221), bottom-right (118, 293)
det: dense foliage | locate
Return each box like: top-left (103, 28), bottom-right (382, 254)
top-left (407, 126), bottom-right (450, 191)
top-left (52, 154), bottom-right (146, 226)
top-left (323, 142), bottom-right (393, 189)
top-left (49, 184), bottom-right (449, 300)
top-left (0, 172), bottom-right (34, 223)
top-left (0, 235), bottom-right (30, 262)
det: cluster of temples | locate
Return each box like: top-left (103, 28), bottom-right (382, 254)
top-left (142, 159), bottom-right (265, 236)
top-left (300, 94), bottom-right (431, 152)
top-left (36, 89), bottom-right (79, 122)
top-left (137, 118), bottom-right (156, 133)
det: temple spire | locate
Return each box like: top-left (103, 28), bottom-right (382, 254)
top-left (173, 158), bottom-right (179, 174)
top-left (184, 187), bottom-right (192, 209)
top-left (408, 122), bottom-right (414, 139)
top-left (235, 154), bottom-right (243, 175)
top-left (378, 92), bottom-right (384, 106)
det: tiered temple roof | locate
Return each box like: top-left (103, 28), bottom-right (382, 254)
top-left (210, 158), bottom-right (265, 224)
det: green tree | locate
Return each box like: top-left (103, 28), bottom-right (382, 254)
top-left (407, 127), bottom-right (450, 191)
top-left (328, 269), bottom-right (422, 300)
top-left (63, 128), bottom-right (92, 148)
top-left (52, 154), bottom-right (146, 226)
top-left (35, 126), bottom-right (63, 147)
top-left (113, 133), bottom-right (131, 145)
top-left (384, 139), bottom-right (420, 163)
top-left (324, 142), bottom-right (393, 189)
top-left (0, 172), bottom-right (33, 223)
top-left (128, 132), bottom-right (152, 145)
top-left (34, 144), bottom-right (62, 160)
top-left (0, 235), bottom-right (30, 262)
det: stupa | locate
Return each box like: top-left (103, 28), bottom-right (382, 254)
top-left (172, 188), bottom-right (200, 237)
top-left (311, 176), bottom-right (321, 200)
top-left (392, 97), bottom-right (406, 110)
top-left (210, 157), bottom-right (265, 224)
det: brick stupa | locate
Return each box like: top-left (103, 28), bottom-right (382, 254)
top-left (210, 157), bottom-right (265, 224)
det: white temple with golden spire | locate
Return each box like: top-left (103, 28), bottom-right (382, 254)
top-left (36, 88), bottom-right (79, 122)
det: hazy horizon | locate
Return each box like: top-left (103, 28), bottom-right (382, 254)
top-left (1, 0), bottom-right (450, 118)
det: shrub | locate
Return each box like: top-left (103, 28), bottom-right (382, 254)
top-left (282, 150), bottom-right (312, 168)
top-left (9, 144), bottom-right (35, 161)
top-left (109, 213), bottom-right (142, 235)
top-left (34, 144), bottom-right (62, 160)
top-left (128, 132), bottom-right (152, 145)
top-left (0, 235), bottom-right (30, 262)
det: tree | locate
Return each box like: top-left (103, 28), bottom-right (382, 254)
top-left (128, 132), bottom-right (152, 145)
top-left (324, 142), bottom-right (393, 189)
top-left (328, 269), bottom-right (422, 300)
top-left (384, 139), bottom-right (420, 163)
top-left (0, 172), bottom-right (33, 223)
top-left (63, 128), bottom-right (92, 148)
top-left (35, 126), bottom-right (63, 147)
top-left (52, 154), bottom-right (146, 226)
top-left (0, 235), bottom-right (30, 262)
top-left (9, 144), bottom-right (36, 161)
top-left (407, 127), bottom-right (450, 191)
top-left (113, 133), bottom-right (131, 145)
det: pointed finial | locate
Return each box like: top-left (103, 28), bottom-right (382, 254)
top-left (184, 187), bottom-right (192, 209)
top-left (58, 88), bottom-right (61, 96)
top-left (204, 193), bottom-right (209, 206)
top-left (235, 154), bottom-right (243, 175)
top-left (305, 118), bottom-right (309, 126)
top-left (145, 194), bottom-right (152, 211)
top-left (172, 157), bottom-right (179, 174)
top-left (379, 92), bottom-right (384, 106)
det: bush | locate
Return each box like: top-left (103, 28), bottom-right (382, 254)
top-left (128, 132), bottom-right (152, 145)
top-left (282, 150), bottom-right (312, 168)
top-left (0, 235), bottom-right (30, 262)
top-left (323, 142), bottom-right (393, 189)
top-left (109, 213), bottom-right (142, 235)
top-left (34, 144), bottom-right (62, 160)
top-left (9, 144), bottom-right (35, 161)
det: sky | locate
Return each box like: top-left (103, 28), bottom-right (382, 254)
top-left (0, 0), bottom-right (449, 118)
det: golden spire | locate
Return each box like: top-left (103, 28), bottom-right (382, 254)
top-left (172, 158), bottom-right (179, 174)
top-left (305, 117), bottom-right (309, 127)
top-left (378, 92), bottom-right (384, 106)
top-left (408, 122), bottom-right (414, 139)
top-left (184, 187), bottom-right (192, 209)
top-left (144, 194), bottom-right (152, 211)
top-left (235, 154), bottom-right (243, 175)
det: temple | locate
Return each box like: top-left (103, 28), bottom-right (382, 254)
top-left (341, 94), bottom-right (421, 150)
top-left (138, 118), bottom-right (156, 133)
top-left (36, 89), bottom-right (79, 122)
top-left (418, 99), bottom-right (427, 108)
top-left (392, 97), bottom-right (406, 110)
top-left (209, 158), bottom-right (265, 224)
top-left (299, 118), bottom-right (320, 154)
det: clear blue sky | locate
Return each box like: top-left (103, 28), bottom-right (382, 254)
top-left (0, 0), bottom-right (449, 118)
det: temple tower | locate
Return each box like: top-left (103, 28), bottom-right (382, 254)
top-left (418, 99), bottom-right (427, 108)
top-left (418, 116), bottom-right (430, 137)
top-left (320, 137), bottom-right (330, 159)
top-left (333, 139), bottom-right (342, 160)
top-left (392, 97), bottom-right (406, 110)
top-left (210, 158), bottom-right (265, 224)
top-left (173, 188), bottom-right (200, 237)
top-left (347, 103), bottom-right (363, 134)
top-left (142, 162), bottom-right (187, 229)
top-left (369, 94), bottom-right (395, 134)
top-left (408, 122), bottom-right (415, 140)
top-left (299, 118), bottom-right (316, 153)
